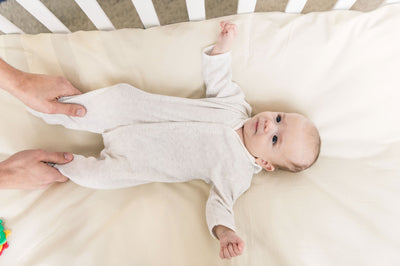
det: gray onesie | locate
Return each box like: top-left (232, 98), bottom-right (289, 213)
top-left (29, 46), bottom-right (262, 237)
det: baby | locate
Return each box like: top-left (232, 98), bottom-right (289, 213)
top-left (29, 22), bottom-right (320, 260)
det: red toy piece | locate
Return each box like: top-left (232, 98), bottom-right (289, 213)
top-left (0, 242), bottom-right (8, 256)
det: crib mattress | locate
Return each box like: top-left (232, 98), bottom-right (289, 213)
top-left (0, 4), bottom-right (400, 266)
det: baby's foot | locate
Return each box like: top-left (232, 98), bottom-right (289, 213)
top-left (211, 21), bottom-right (238, 55)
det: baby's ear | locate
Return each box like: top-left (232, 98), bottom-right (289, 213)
top-left (255, 158), bottom-right (275, 171)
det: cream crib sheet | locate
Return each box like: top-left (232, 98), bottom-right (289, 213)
top-left (0, 5), bottom-right (400, 266)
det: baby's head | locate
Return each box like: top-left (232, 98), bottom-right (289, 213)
top-left (242, 111), bottom-right (320, 172)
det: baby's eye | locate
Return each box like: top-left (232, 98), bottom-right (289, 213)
top-left (272, 135), bottom-right (278, 144)
top-left (276, 115), bottom-right (281, 123)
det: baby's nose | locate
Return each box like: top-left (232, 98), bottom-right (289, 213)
top-left (264, 119), bottom-right (275, 133)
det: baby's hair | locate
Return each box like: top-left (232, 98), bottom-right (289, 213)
top-left (276, 125), bottom-right (321, 173)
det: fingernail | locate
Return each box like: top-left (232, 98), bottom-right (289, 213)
top-left (64, 152), bottom-right (72, 160)
top-left (76, 108), bottom-right (84, 117)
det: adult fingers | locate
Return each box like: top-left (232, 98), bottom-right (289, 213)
top-left (52, 102), bottom-right (86, 117)
top-left (38, 150), bottom-right (74, 164)
top-left (39, 151), bottom-right (72, 183)
top-left (44, 166), bottom-right (69, 183)
top-left (57, 76), bottom-right (83, 95)
top-left (227, 243), bottom-right (236, 257)
top-left (46, 165), bottom-right (68, 184)
top-left (39, 151), bottom-right (71, 183)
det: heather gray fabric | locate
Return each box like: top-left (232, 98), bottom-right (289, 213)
top-left (29, 47), bottom-right (262, 237)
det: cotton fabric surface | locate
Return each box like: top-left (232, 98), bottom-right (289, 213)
top-left (0, 5), bottom-right (400, 266)
top-left (28, 47), bottom-right (262, 237)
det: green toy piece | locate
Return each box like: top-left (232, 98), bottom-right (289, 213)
top-left (0, 219), bottom-right (6, 245)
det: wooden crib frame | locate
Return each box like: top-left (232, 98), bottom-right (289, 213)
top-left (0, 0), bottom-right (399, 34)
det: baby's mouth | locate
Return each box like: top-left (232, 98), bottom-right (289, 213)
top-left (255, 118), bottom-right (266, 134)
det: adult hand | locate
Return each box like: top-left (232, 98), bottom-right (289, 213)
top-left (0, 58), bottom-right (86, 116)
top-left (0, 150), bottom-right (73, 189)
top-left (0, 59), bottom-right (80, 189)
top-left (13, 72), bottom-right (86, 117)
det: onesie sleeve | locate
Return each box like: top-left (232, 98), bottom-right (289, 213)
top-left (206, 184), bottom-right (239, 239)
top-left (202, 46), bottom-right (245, 99)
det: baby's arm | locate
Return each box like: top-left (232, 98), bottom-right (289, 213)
top-left (202, 22), bottom-right (245, 101)
top-left (206, 184), bottom-right (245, 260)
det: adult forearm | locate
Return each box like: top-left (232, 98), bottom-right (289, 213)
top-left (0, 58), bottom-right (23, 94)
top-left (0, 161), bottom-right (10, 188)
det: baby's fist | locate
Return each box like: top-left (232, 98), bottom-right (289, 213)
top-left (211, 21), bottom-right (238, 55)
top-left (214, 225), bottom-right (245, 259)
top-left (219, 21), bottom-right (238, 37)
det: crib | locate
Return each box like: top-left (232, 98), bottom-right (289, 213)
top-left (1, 1), bottom-right (400, 266)
top-left (0, 0), bottom-right (399, 34)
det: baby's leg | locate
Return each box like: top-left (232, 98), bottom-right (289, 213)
top-left (28, 83), bottom-right (154, 134)
top-left (29, 82), bottom-right (226, 133)
top-left (56, 152), bottom-right (147, 189)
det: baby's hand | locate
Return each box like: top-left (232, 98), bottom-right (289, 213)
top-left (211, 21), bottom-right (238, 55)
top-left (214, 225), bottom-right (245, 259)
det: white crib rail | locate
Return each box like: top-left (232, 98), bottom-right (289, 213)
top-left (0, 0), bottom-right (399, 34)
top-left (186, 0), bottom-right (206, 21)
top-left (15, 0), bottom-right (70, 33)
top-left (285, 0), bottom-right (309, 13)
top-left (75, 0), bottom-right (115, 31)
top-left (333, 0), bottom-right (359, 10)
top-left (131, 0), bottom-right (160, 28)
top-left (237, 0), bottom-right (257, 14)
top-left (0, 13), bottom-right (23, 34)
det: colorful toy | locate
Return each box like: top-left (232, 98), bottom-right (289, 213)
top-left (0, 219), bottom-right (10, 256)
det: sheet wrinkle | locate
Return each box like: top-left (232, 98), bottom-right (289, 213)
top-left (280, 19), bottom-right (294, 68)
top-left (51, 35), bottom-right (80, 86)
top-left (3, 37), bottom-right (29, 73)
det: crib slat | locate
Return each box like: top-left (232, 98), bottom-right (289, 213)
top-left (15, 0), bottom-right (70, 33)
top-left (131, 0), bottom-right (160, 28)
top-left (237, 0), bottom-right (257, 14)
top-left (351, 0), bottom-right (384, 11)
top-left (285, 0), bottom-right (308, 13)
top-left (0, 14), bottom-right (24, 34)
top-left (74, 0), bottom-right (115, 30)
top-left (185, 0), bottom-right (206, 21)
top-left (302, 0), bottom-right (337, 13)
top-left (333, 0), bottom-right (358, 9)
top-left (381, 0), bottom-right (400, 5)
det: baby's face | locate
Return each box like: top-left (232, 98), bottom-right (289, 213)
top-left (242, 111), bottom-right (318, 171)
